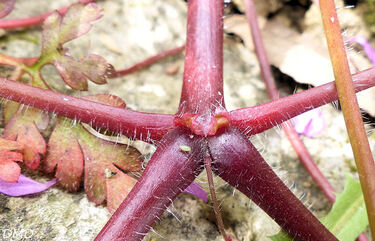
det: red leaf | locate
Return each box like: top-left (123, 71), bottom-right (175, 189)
top-left (3, 107), bottom-right (48, 170)
top-left (0, 0), bottom-right (15, 18)
top-left (22, 146), bottom-right (41, 170)
top-left (44, 118), bottom-right (84, 192)
top-left (0, 150), bottom-right (22, 163)
top-left (81, 136), bottom-right (141, 204)
top-left (0, 159), bottom-right (21, 183)
top-left (0, 137), bottom-right (24, 151)
top-left (0, 137), bottom-right (24, 182)
top-left (44, 95), bottom-right (141, 206)
top-left (105, 166), bottom-right (137, 214)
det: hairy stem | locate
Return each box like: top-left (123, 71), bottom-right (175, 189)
top-left (177, 0), bottom-right (224, 115)
top-left (0, 0), bottom-right (94, 29)
top-left (243, 0), bottom-right (335, 203)
top-left (0, 78), bottom-right (174, 142)
top-left (113, 45), bottom-right (185, 77)
top-left (1, 66), bottom-right (375, 142)
top-left (208, 127), bottom-right (338, 241)
top-left (230, 67), bottom-right (375, 135)
top-left (95, 127), bottom-right (204, 241)
top-left (204, 156), bottom-right (229, 240)
top-left (320, 0), bottom-right (375, 237)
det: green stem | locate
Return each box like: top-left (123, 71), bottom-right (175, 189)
top-left (320, 0), bottom-right (375, 237)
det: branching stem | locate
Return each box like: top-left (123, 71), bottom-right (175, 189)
top-left (243, 0), bottom-right (336, 203)
top-left (230, 67), bottom-right (375, 135)
top-left (177, 0), bottom-right (224, 116)
top-left (0, 0), bottom-right (94, 29)
top-left (0, 78), bottom-right (174, 142)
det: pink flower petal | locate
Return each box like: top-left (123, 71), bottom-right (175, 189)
top-left (348, 36), bottom-right (375, 65)
top-left (183, 182), bottom-right (208, 203)
top-left (0, 174), bottom-right (56, 197)
top-left (292, 108), bottom-right (325, 138)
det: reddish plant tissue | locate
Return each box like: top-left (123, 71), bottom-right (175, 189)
top-left (0, 0), bottom-right (15, 18)
top-left (0, 0), bottom-right (375, 240)
top-left (0, 137), bottom-right (23, 182)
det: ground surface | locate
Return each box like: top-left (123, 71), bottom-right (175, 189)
top-left (0, 0), bottom-right (374, 240)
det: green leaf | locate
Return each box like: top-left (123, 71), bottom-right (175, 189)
top-left (40, 3), bottom-right (113, 90)
top-left (270, 175), bottom-right (368, 241)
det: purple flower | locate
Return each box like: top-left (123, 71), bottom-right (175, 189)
top-left (0, 174), bottom-right (56, 197)
top-left (348, 36), bottom-right (375, 65)
top-left (183, 182), bottom-right (208, 203)
top-left (292, 108), bottom-right (325, 138)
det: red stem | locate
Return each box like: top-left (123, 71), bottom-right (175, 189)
top-left (177, 0), bottom-right (224, 115)
top-left (0, 78), bottom-right (174, 142)
top-left (243, 0), bottom-right (278, 101)
top-left (282, 123), bottom-right (336, 202)
top-left (95, 127), bottom-right (204, 241)
top-left (243, 0), bottom-right (335, 203)
top-left (230, 67), bottom-right (375, 135)
top-left (1, 67), bottom-right (375, 143)
top-left (0, 53), bottom-right (38, 67)
top-left (208, 127), bottom-right (338, 241)
top-left (204, 156), bottom-right (229, 240)
top-left (0, 0), bottom-right (94, 29)
top-left (113, 45), bottom-right (185, 77)
top-left (0, 44), bottom-right (184, 78)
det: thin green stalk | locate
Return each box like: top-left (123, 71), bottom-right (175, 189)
top-left (320, 0), bottom-right (375, 237)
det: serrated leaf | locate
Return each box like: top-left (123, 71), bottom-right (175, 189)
top-left (0, 137), bottom-right (23, 182)
top-left (44, 118), bottom-right (83, 192)
top-left (80, 127), bottom-right (141, 204)
top-left (40, 3), bottom-right (111, 90)
top-left (53, 54), bottom-right (113, 90)
top-left (0, 136), bottom-right (24, 151)
top-left (3, 100), bottom-right (21, 124)
top-left (41, 11), bottom-right (61, 55)
top-left (53, 55), bottom-right (89, 90)
top-left (0, 159), bottom-right (21, 183)
top-left (0, 0), bottom-right (15, 18)
top-left (270, 176), bottom-right (368, 241)
top-left (42, 3), bottom-right (102, 52)
top-left (3, 107), bottom-right (49, 170)
top-left (58, 3), bottom-right (103, 44)
top-left (106, 166), bottom-right (137, 214)
top-left (44, 95), bottom-right (141, 205)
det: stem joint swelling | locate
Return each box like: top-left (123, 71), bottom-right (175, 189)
top-left (174, 112), bottom-right (230, 136)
